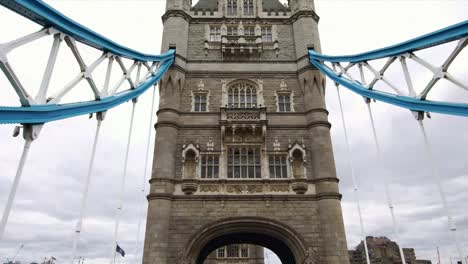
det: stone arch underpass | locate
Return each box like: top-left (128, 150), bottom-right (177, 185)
top-left (183, 217), bottom-right (310, 264)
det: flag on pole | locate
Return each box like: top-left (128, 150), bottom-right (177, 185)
top-left (116, 244), bottom-right (125, 257)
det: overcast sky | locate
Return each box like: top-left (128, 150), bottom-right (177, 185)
top-left (0, 1), bottom-right (467, 264)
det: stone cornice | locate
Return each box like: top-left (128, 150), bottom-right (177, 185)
top-left (149, 177), bottom-right (339, 185)
top-left (154, 121), bottom-right (179, 130)
top-left (147, 193), bottom-right (342, 201)
top-left (305, 108), bottom-right (329, 116)
top-left (154, 108), bottom-right (329, 116)
top-left (157, 108), bottom-right (181, 116)
top-left (290, 10), bottom-right (320, 23)
top-left (306, 120), bottom-right (331, 129)
top-left (312, 177), bottom-right (339, 184)
top-left (162, 10), bottom-right (192, 23)
top-left (153, 119), bottom-right (331, 130)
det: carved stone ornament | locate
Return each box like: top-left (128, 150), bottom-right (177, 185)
top-left (181, 180), bottom-right (198, 195)
top-left (197, 79), bottom-right (205, 91)
top-left (206, 137), bottom-right (214, 152)
top-left (178, 250), bottom-right (189, 264)
top-left (303, 247), bottom-right (317, 264)
top-left (273, 137), bottom-right (281, 151)
top-left (227, 185), bottom-right (263, 194)
top-left (199, 184), bottom-right (219, 192)
top-left (270, 184), bottom-right (289, 192)
top-left (280, 79), bottom-right (288, 91)
top-left (291, 179), bottom-right (308, 194)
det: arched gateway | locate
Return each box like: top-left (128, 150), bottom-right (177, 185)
top-left (186, 217), bottom-right (307, 264)
top-left (143, 0), bottom-right (350, 263)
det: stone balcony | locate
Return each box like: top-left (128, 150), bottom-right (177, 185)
top-left (220, 107), bottom-right (268, 143)
top-left (221, 35), bottom-right (263, 55)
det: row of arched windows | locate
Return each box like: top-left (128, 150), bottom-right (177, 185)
top-left (227, 0), bottom-right (254, 15)
top-left (182, 147), bottom-right (306, 179)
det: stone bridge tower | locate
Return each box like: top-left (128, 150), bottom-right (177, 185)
top-left (142, 0), bottom-right (350, 263)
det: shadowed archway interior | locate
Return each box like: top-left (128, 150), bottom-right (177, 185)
top-left (197, 232), bottom-right (294, 264)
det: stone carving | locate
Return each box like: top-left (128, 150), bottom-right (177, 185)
top-left (199, 184), bottom-right (219, 192)
top-left (227, 185), bottom-right (263, 194)
top-left (206, 137), bottom-right (214, 151)
top-left (177, 251), bottom-right (189, 264)
top-left (303, 247), bottom-right (317, 264)
top-left (181, 181), bottom-right (198, 195)
top-left (280, 79), bottom-right (288, 91)
top-left (270, 184), bottom-right (289, 192)
top-left (291, 180), bottom-right (308, 194)
top-left (273, 137), bottom-right (281, 151)
top-left (197, 79), bottom-right (205, 90)
top-left (226, 110), bottom-right (261, 121)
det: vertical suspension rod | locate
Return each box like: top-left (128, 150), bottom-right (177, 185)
top-left (417, 120), bottom-right (464, 264)
top-left (110, 100), bottom-right (137, 263)
top-left (133, 84), bottom-right (157, 264)
top-left (335, 85), bottom-right (371, 264)
top-left (366, 103), bottom-right (406, 264)
top-left (0, 138), bottom-right (33, 240)
top-left (71, 117), bottom-right (103, 264)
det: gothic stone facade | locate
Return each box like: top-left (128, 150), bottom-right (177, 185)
top-left (142, 0), bottom-right (350, 263)
top-left (348, 237), bottom-right (432, 264)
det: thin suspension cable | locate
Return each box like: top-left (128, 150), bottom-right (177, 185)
top-left (366, 103), bottom-right (406, 264)
top-left (417, 120), bottom-right (465, 264)
top-left (71, 118), bottom-right (103, 264)
top-left (133, 85), bottom-right (157, 264)
top-left (0, 138), bottom-right (33, 240)
top-left (335, 85), bottom-right (371, 264)
top-left (110, 100), bottom-right (137, 264)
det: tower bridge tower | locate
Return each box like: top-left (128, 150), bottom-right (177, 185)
top-left (143, 0), bottom-right (350, 263)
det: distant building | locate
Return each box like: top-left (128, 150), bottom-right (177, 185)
top-left (348, 236), bottom-right (432, 264)
top-left (204, 244), bottom-right (264, 264)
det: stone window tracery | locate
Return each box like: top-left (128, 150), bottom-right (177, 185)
top-left (261, 26), bottom-right (272, 42)
top-left (244, 27), bottom-right (255, 36)
top-left (193, 93), bottom-right (207, 112)
top-left (201, 155), bottom-right (219, 179)
top-left (277, 93), bottom-right (292, 112)
top-left (227, 146), bottom-right (261, 178)
top-left (269, 155), bottom-right (288, 178)
top-left (243, 0), bottom-right (254, 15)
top-left (228, 83), bottom-right (257, 108)
top-left (209, 26), bottom-right (221, 42)
top-left (227, 0), bottom-right (238, 15)
top-left (227, 27), bottom-right (238, 36)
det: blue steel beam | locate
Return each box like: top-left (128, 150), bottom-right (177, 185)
top-left (309, 20), bottom-right (468, 63)
top-left (0, 0), bottom-right (176, 124)
top-left (309, 19), bottom-right (468, 117)
top-left (308, 57), bottom-right (468, 117)
top-left (0, 57), bottom-right (174, 124)
top-left (0, 0), bottom-right (172, 62)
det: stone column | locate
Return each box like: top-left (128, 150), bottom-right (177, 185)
top-left (302, 70), bottom-right (350, 264)
top-left (143, 70), bottom-right (183, 264)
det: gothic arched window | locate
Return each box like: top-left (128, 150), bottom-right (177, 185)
top-left (227, 0), bottom-right (232, 15)
top-left (228, 83), bottom-right (257, 108)
top-left (228, 0), bottom-right (238, 15)
top-left (243, 0), bottom-right (254, 15)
